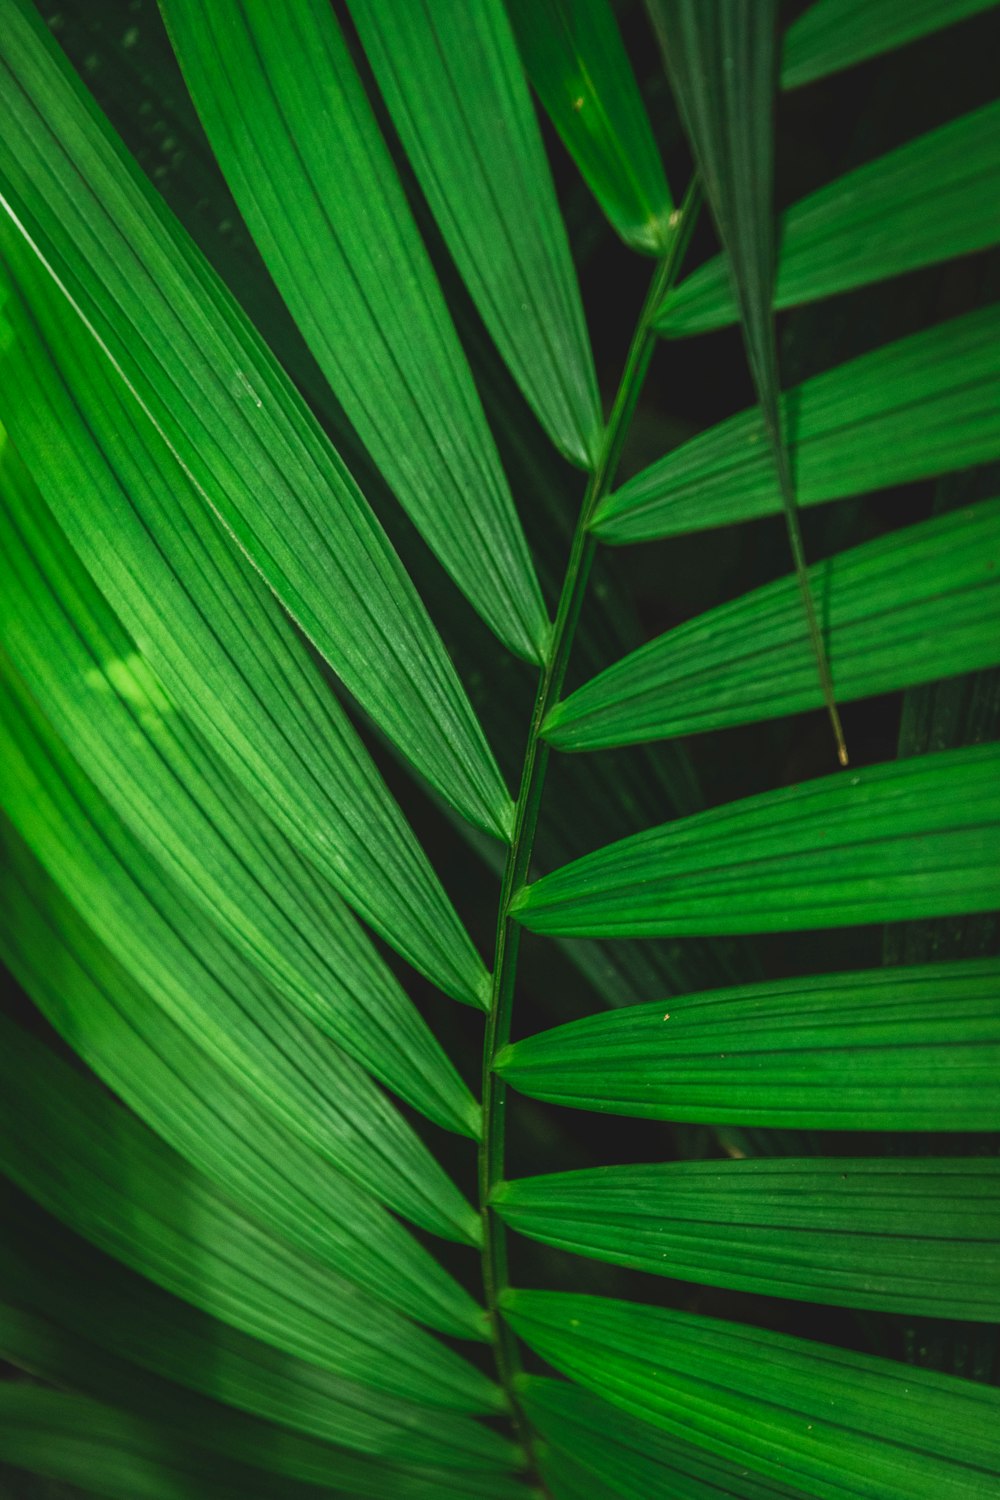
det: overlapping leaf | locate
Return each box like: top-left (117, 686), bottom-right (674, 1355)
top-left (348, 0), bottom-right (602, 467)
top-left (504, 1291), bottom-right (1000, 1499)
top-left (0, 1189), bottom-right (513, 1475)
top-left (0, 0), bottom-right (512, 841)
top-left (593, 304), bottom-right (1000, 540)
top-left (0, 417), bottom-right (482, 1130)
top-left (547, 499), bottom-right (1000, 747)
top-left (495, 959), bottom-right (1000, 1130)
top-left (512, 745), bottom-right (1000, 936)
top-left (160, 0), bottom-right (548, 664)
top-left (0, 1015), bottom-right (500, 1417)
top-left (658, 102), bottom-right (1000, 335)
top-left (782, 0), bottom-right (999, 89)
top-left (0, 658), bottom-right (478, 1244)
top-left (495, 1159), bottom-right (1000, 1318)
top-left (0, 819), bottom-right (484, 1342)
top-left (506, 0), bottom-right (673, 253)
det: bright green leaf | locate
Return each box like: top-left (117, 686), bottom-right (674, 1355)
top-left (503, 1290), bottom-right (1000, 1499)
top-left (658, 103), bottom-right (1000, 335)
top-left (495, 959), bottom-right (1000, 1130)
top-left (0, 0), bottom-right (512, 841)
top-left (547, 499), bottom-right (1000, 747)
top-left (495, 1159), bottom-right (1000, 1319)
top-left (593, 304), bottom-right (1000, 541)
top-left (159, 0), bottom-right (548, 664)
top-left (512, 745), bottom-right (1000, 936)
top-left (506, 0), bottom-right (673, 253)
top-left (348, 0), bottom-right (602, 468)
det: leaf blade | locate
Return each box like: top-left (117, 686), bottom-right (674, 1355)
top-left (782, 0), bottom-right (999, 90)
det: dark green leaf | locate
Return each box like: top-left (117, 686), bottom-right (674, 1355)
top-left (0, 0), bottom-right (512, 840)
top-left (495, 959), bottom-right (1000, 1130)
top-left (0, 658), bottom-right (479, 1244)
top-left (658, 103), bottom-right (1000, 335)
top-left (0, 818), bottom-right (485, 1343)
top-left (512, 745), bottom-right (1000, 936)
top-left (0, 426), bottom-right (483, 1129)
top-left (0, 1015), bottom-right (501, 1416)
top-left (495, 1159), bottom-right (1000, 1319)
top-left (503, 1290), bottom-right (1000, 1499)
top-left (782, 0), bottom-right (999, 89)
top-left (592, 304), bottom-right (1000, 541)
top-left (348, 0), bottom-right (602, 467)
top-left (0, 1190), bottom-right (514, 1476)
top-left (523, 1377), bottom-right (813, 1500)
top-left (159, 0), bottom-right (548, 663)
top-left (547, 499), bottom-right (1000, 747)
top-left (506, 0), bottom-right (673, 253)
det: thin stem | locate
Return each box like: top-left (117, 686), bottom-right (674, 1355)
top-left (477, 182), bottom-right (701, 1486)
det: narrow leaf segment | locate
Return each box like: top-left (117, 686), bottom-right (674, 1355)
top-left (782, 0), bottom-right (999, 89)
top-left (495, 958), bottom-right (1000, 1130)
top-left (512, 744), bottom-right (1000, 936)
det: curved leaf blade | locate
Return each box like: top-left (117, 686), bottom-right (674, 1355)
top-left (160, 0), bottom-right (548, 665)
top-left (782, 0), bottom-right (999, 90)
top-left (548, 499), bottom-right (1000, 748)
top-left (0, 0), bottom-right (513, 841)
top-left (495, 959), bottom-right (1000, 1130)
top-left (0, 1015), bottom-right (501, 1417)
top-left (593, 304), bottom-right (1000, 541)
top-left (495, 1159), bottom-right (1000, 1319)
top-left (0, 657), bottom-right (479, 1245)
top-left (512, 745), bottom-right (1000, 937)
top-left (658, 103), bottom-right (1000, 335)
top-left (503, 1290), bottom-right (1000, 1500)
top-left (507, 0), bottom-right (673, 254)
top-left (349, 0), bottom-right (602, 468)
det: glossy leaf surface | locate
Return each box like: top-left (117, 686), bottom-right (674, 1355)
top-left (495, 1159), bottom-right (1000, 1318)
top-left (547, 499), bottom-right (1000, 747)
top-left (0, 819), bottom-right (485, 1342)
top-left (504, 1290), bottom-right (1000, 1499)
top-left (593, 304), bottom-right (1000, 541)
top-left (349, 0), bottom-right (602, 467)
top-left (658, 103), bottom-right (1000, 335)
top-left (0, 426), bottom-right (483, 1129)
top-left (0, 0), bottom-right (512, 840)
top-left (782, 0), bottom-right (999, 89)
top-left (161, 0), bottom-right (548, 664)
top-left (507, 0), bottom-right (673, 253)
top-left (0, 1015), bottom-right (500, 1416)
top-left (0, 659), bottom-right (479, 1244)
top-left (496, 959), bottom-right (1000, 1130)
top-left (512, 745), bottom-right (1000, 936)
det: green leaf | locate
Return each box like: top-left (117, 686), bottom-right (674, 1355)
top-left (547, 499), bottom-right (1000, 747)
top-left (0, 429), bottom-right (483, 1131)
top-left (503, 1290), bottom-right (1000, 1500)
top-left (0, 0), bottom-right (512, 841)
top-left (159, 0), bottom-right (548, 665)
top-left (495, 958), bottom-right (1000, 1130)
top-left (782, 0), bottom-right (1000, 89)
top-left (506, 0), bottom-right (674, 254)
top-left (658, 103), bottom-right (1000, 335)
top-left (0, 1189), bottom-right (515, 1476)
top-left (494, 1159), bottom-right (1000, 1319)
top-left (0, 657), bottom-right (479, 1245)
top-left (522, 1377), bottom-right (812, 1500)
top-left (592, 304), bottom-right (1000, 541)
top-left (0, 1015), bottom-right (501, 1417)
top-left (0, 818), bottom-right (485, 1344)
top-left (347, 0), bottom-right (602, 468)
top-left (511, 745), bottom-right (1000, 936)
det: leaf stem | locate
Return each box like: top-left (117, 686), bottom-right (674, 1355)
top-left (477, 182), bottom-right (701, 1484)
